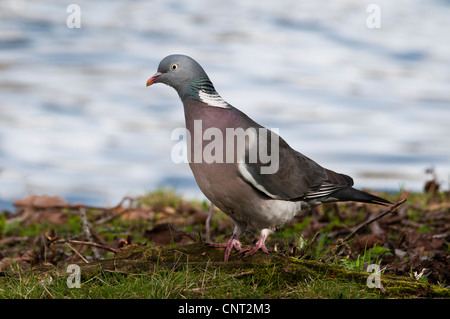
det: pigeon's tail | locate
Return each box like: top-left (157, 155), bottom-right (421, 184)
top-left (331, 187), bottom-right (392, 206)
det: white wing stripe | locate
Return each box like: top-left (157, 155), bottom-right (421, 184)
top-left (304, 184), bottom-right (343, 199)
top-left (238, 163), bottom-right (281, 200)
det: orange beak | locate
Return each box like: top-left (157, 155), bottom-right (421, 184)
top-left (146, 72), bottom-right (162, 87)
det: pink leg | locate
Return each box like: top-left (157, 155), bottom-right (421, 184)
top-left (210, 233), bottom-right (243, 262)
top-left (244, 229), bottom-right (272, 258)
top-left (243, 235), bottom-right (269, 257)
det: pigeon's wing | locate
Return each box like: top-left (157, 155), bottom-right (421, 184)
top-left (238, 128), bottom-right (354, 201)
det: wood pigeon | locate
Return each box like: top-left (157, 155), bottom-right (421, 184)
top-left (146, 54), bottom-right (391, 261)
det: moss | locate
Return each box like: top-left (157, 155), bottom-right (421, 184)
top-left (21, 243), bottom-right (446, 298)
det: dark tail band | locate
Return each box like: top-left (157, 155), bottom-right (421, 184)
top-left (330, 187), bottom-right (392, 206)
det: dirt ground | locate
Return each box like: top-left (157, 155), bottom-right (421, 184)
top-left (0, 180), bottom-right (449, 288)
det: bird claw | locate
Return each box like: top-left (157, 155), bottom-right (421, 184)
top-left (243, 235), bottom-right (269, 258)
top-left (209, 236), bottom-right (243, 262)
top-left (210, 233), bottom-right (271, 261)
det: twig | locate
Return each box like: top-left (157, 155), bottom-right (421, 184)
top-left (59, 239), bottom-right (120, 254)
top-left (343, 198), bottom-right (407, 243)
top-left (14, 195), bottom-right (135, 214)
top-left (66, 242), bottom-right (90, 264)
top-left (79, 207), bottom-right (100, 259)
top-left (69, 240), bottom-right (120, 254)
top-left (94, 207), bottom-right (132, 225)
top-left (94, 197), bottom-right (135, 225)
top-left (205, 203), bottom-right (214, 242)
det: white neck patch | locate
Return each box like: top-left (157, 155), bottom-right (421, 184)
top-left (198, 90), bottom-right (230, 109)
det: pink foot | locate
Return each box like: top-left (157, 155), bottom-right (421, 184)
top-left (210, 234), bottom-right (243, 262)
top-left (244, 235), bottom-right (269, 258)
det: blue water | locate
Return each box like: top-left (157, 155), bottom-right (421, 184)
top-left (1, 0), bottom-right (450, 210)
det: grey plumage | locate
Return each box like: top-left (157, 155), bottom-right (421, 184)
top-left (147, 54), bottom-right (391, 261)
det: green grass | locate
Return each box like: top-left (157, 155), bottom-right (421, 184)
top-left (1, 188), bottom-right (448, 299)
top-left (339, 244), bottom-right (392, 272)
top-left (0, 261), bottom-right (379, 299)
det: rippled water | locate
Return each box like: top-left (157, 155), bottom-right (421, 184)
top-left (1, 0), bottom-right (450, 209)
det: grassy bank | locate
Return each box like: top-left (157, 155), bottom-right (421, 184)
top-left (0, 187), bottom-right (449, 299)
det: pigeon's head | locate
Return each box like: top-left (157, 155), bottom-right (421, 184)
top-left (146, 54), bottom-right (209, 95)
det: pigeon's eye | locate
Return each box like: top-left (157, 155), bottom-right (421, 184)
top-left (171, 63), bottom-right (179, 71)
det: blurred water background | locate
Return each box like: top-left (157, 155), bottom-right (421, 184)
top-left (1, 0), bottom-right (450, 210)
